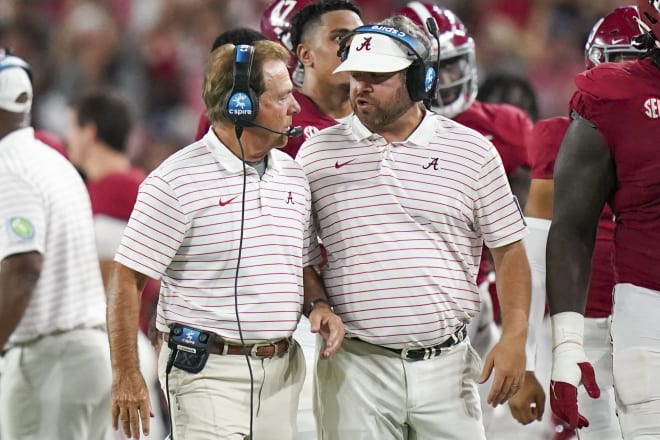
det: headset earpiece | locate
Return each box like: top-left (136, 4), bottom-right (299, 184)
top-left (336, 26), bottom-right (437, 102)
top-left (223, 44), bottom-right (259, 126)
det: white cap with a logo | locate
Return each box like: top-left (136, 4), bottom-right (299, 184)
top-left (333, 33), bottom-right (416, 74)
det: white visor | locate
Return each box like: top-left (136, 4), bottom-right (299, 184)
top-left (334, 33), bottom-right (416, 74)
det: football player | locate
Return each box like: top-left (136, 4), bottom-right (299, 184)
top-left (547, 1), bottom-right (660, 438)
top-left (527, 6), bottom-right (644, 439)
top-left (261, 0), bottom-right (363, 159)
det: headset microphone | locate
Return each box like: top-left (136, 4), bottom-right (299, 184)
top-left (245, 122), bottom-right (303, 137)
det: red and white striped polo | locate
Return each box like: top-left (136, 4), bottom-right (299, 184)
top-left (297, 112), bottom-right (527, 348)
top-left (115, 129), bottom-right (316, 343)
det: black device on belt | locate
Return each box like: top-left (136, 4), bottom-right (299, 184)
top-left (166, 323), bottom-right (216, 374)
top-left (382, 325), bottom-right (467, 361)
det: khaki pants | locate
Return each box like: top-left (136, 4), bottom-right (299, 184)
top-left (314, 337), bottom-right (486, 440)
top-left (0, 328), bottom-right (112, 440)
top-left (158, 340), bottom-right (305, 440)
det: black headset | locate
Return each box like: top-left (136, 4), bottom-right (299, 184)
top-left (337, 25), bottom-right (437, 102)
top-left (223, 44), bottom-right (258, 126)
top-left (0, 48), bottom-right (32, 80)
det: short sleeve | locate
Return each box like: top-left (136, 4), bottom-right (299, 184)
top-left (0, 173), bottom-right (45, 260)
top-left (114, 175), bottom-right (188, 279)
top-left (474, 144), bottom-right (528, 248)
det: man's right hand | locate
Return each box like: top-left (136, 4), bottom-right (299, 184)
top-left (550, 312), bottom-right (600, 430)
top-left (111, 369), bottom-right (153, 439)
top-left (309, 303), bottom-right (344, 359)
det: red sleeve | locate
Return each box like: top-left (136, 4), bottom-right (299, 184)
top-left (528, 117), bottom-right (570, 179)
top-left (570, 63), bottom-right (637, 152)
top-left (195, 112), bottom-right (212, 141)
top-left (457, 101), bottom-right (532, 174)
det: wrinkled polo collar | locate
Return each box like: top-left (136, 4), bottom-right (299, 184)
top-left (202, 127), bottom-right (282, 175)
top-left (350, 110), bottom-right (439, 147)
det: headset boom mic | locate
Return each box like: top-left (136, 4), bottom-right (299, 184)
top-left (246, 121), bottom-right (303, 137)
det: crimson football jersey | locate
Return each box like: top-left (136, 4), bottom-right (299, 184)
top-left (87, 168), bottom-right (145, 220)
top-left (454, 100), bottom-right (532, 174)
top-left (571, 58), bottom-right (660, 293)
top-left (530, 117), bottom-right (615, 317)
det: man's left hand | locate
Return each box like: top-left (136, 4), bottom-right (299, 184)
top-left (309, 305), bottom-right (344, 359)
top-left (508, 370), bottom-right (546, 424)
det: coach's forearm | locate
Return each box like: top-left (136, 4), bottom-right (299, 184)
top-left (106, 262), bottom-right (147, 372)
top-left (491, 241), bottom-right (531, 340)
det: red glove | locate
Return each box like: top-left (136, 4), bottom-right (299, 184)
top-left (550, 362), bottom-right (600, 429)
top-left (550, 312), bottom-right (601, 430)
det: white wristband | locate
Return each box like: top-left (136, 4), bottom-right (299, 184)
top-left (551, 311), bottom-right (585, 349)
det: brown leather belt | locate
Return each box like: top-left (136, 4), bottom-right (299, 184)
top-left (161, 331), bottom-right (291, 358)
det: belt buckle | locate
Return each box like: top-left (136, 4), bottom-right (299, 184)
top-left (400, 346), bottom-right (429, 361)
top-left (250, 340), bottom-right (286, 358)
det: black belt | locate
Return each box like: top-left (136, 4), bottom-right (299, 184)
top-left (377, 326), bottom-right (467, 361)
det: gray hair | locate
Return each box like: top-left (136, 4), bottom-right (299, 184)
top-left (377, 15), bottom-right (432, 62)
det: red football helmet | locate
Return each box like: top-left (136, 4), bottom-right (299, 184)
top-left (395, 1), bottom-right (477, 118)
top-left (260, 0), bottom-right (314, 87)
top-left (585, 6), bottom-right (644, 69)
top-left (636, 0), bottom-right (660, 43)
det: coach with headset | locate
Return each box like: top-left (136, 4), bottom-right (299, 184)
top-left (295, 15), bottom-right (531, 439)
top-left (106, 39), bottom-right (343, 440)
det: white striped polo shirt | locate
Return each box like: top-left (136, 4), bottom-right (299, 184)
top-left (115, 129), bottom-right (315, 343)
top-left (0, 128), bottom-right (106, 345)
top-left (297, 112), bottom-right (527, 348)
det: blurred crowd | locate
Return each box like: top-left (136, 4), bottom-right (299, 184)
top-left (0, 0), bottom-right (633, 171)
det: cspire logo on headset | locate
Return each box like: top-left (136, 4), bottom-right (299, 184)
top-left (227, 92), bottom-right (253, 116)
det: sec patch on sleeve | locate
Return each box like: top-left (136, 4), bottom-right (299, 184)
top-left (6, 217), bottom-right (35, 242)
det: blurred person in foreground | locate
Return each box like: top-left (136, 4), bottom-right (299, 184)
top-left (297, 15), bottom-right (531, 439)
top-left (546, 1), bottom-right (660, 438)
top-left (0, 49), bottom-right (112, 440)
top-left (106, 39), bottom-right (343, 440)
top-left (395, 1), bottom-right (542, 431)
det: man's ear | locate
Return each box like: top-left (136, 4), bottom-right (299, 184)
top-left (297, 43), bottom-right (313, 68)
